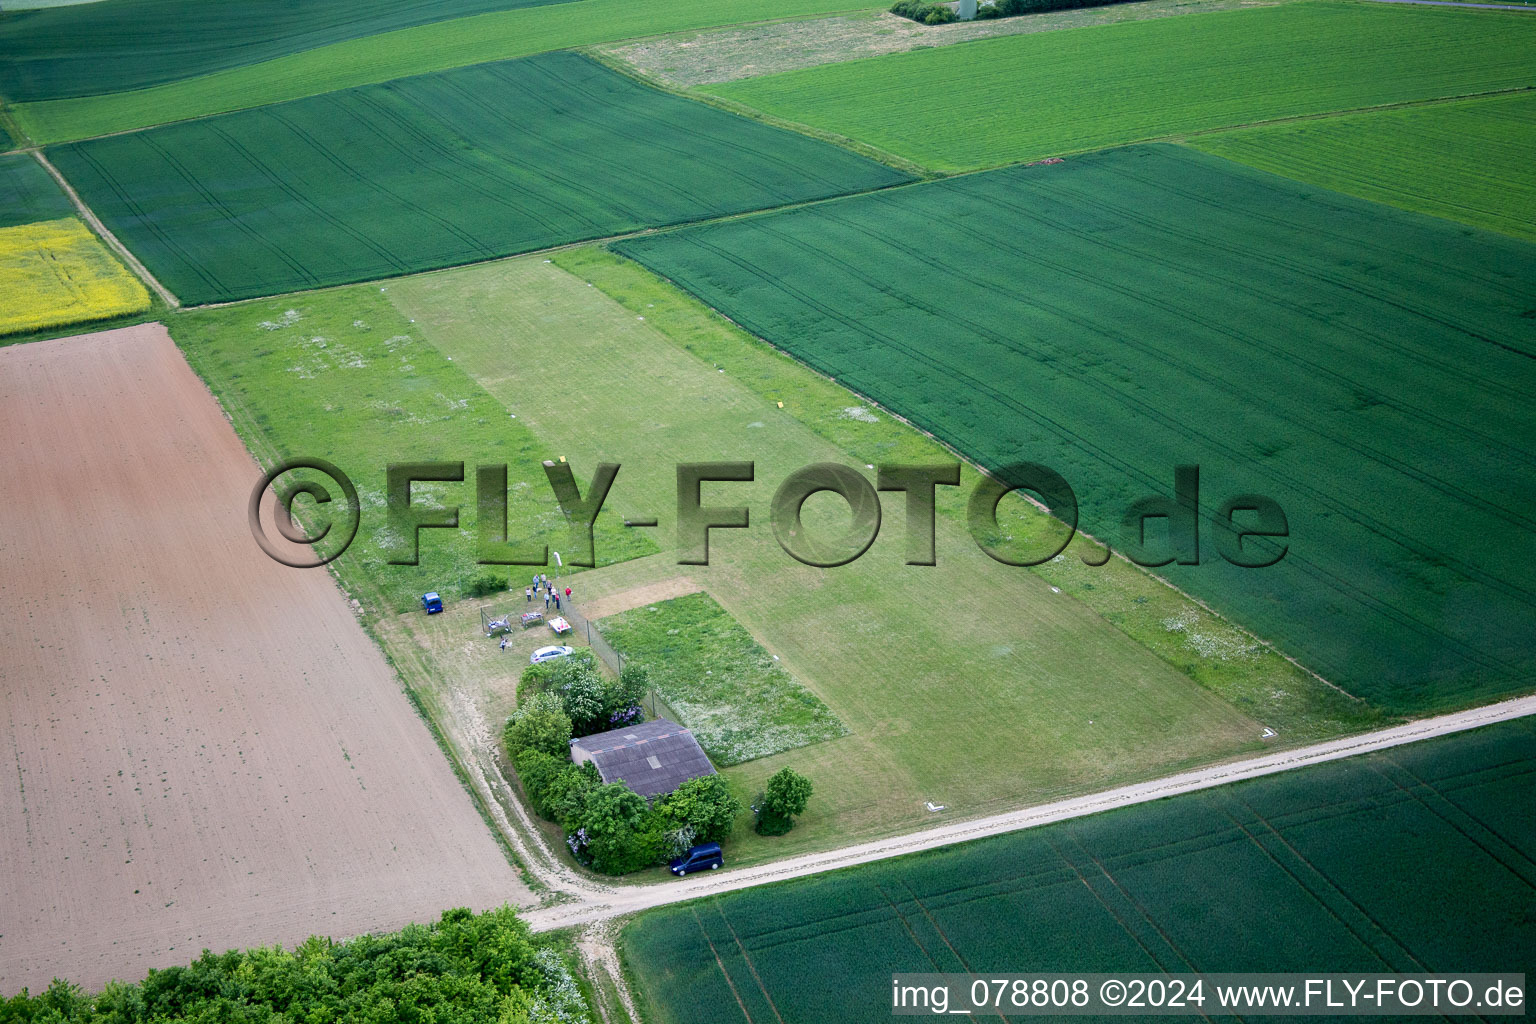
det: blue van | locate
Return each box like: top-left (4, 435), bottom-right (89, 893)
top-left (670, 842), bottom-right (723, 876)
top-left (421, 592), bottom-right (443, 614)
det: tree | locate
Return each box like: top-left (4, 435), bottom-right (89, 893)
top-left (615, 662), bottom-right (650, 715)
top-left (514, 749), bottom-right (566, 820)
top-left (544, 761), bottom-right (601, 829)
top-left (659, 773), bottom-right (742, 843)
top-left (579, 783), bottom-right (665, 874)
top-left (560, 668), bottom-right (608, 736)
top-left (503, 705), bottom-right (572, 760)
top-left (756, 767), bottom-right (813, 836)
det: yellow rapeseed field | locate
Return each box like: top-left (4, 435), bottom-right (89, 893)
top-left (0, 217), bottom-right (150, 336)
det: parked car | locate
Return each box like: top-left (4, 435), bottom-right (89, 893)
top-left (421, 592), bottom-right (443, 614)
top-left (670, 842), bottom-right (724, 876)
top-left (529, 645), bottom-right (574, 665)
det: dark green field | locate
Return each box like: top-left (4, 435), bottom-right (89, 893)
top-left (0, 0), bottom-right (572, 104)
top-left (623, 715), bottom-right (1536, 1024)
top-left (0, 152), bottom-right (71, 228)
top-left (48, 52), bottom-right (908, 304)
top-left (613, 144), bottom-right (1536, 714)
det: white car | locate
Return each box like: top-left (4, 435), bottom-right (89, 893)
top-left (530, 645), bottom-right (574, 665)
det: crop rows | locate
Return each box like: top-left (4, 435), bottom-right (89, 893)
top-left (0, 152), bottom-right (74, 228)
top-left (47, 52), bottom-right (908, 304)
top-left (707, 2), bottom-right (1536, 171)
top-left (0, 0), bottom-right (572, 105)
top-left (1192, 90), bottom-right (1536, 243)
top-left (624, 716), bottom-right (1536, 1024)
top-left (614, 144), bottom-right (1536, 713)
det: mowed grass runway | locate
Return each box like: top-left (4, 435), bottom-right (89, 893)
top-left (622, 716), bottom-right (1536, 1024)
top-left (378, 250), bottom-right (1368, 861)
top-left (48, 51), bottom-right (907, 304)
top-left (706, 2), bottom-right (1536, 171)
top-left (613, 144), bottom-right (1536, 714)
top-left (168, 282), bottom-right (655, 613)
top-left (1191, 90), bottom-right (1536, 243)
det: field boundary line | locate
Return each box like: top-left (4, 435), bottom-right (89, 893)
top-left (1363, 0), bottom-right (1534, 10)
top-left (1169, 85), bottom-right (1536, 144)
top-left (579, 46), bottom-right (934, 178)
top-left (30, 148), bottom-right (181, 308)
top-left (15, 6), bottom-right (889, 148)
top-left (521, 693), bottom-right (1536, 932)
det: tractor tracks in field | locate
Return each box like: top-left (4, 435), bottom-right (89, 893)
top-left (29, 148), bottom-right (181, 309)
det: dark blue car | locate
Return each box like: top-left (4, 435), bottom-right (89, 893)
top-left (670, 842), bottom-right (723, 876)
top-left (421, 592), bottom-right (443, 614)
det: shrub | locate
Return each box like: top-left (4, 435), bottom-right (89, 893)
top-left (562, 668), bottom-right (610, 737)
top-left (579, 783), bottom-right (666, 875)
top-left (889, 0), bottom-right (956, 23)
top-left (514, 749), bottom-right (566, 819)
top-left (545, 761), bottom-right (602, 829)
top-left (756, 767), bottom-right (813, 836)
top-left (466, 570), bottom-right (507, 597)
top-left (894, 0), bottom-right (1130, 22)
top-left (521, 651), bottom-right (646, 737)
top-left (504, 704), bottom-right (573, 761)
top-left (659, 773), bottom-right (742, 844)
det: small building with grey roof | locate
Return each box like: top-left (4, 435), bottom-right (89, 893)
top-left (569, 718), bottom-right (715, 799)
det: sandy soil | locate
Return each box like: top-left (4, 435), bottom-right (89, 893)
top-left (0, 324), bottom-right (528, 996)
top-left (578, 577), bottom-right (699, 621)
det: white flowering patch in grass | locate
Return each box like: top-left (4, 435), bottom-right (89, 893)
top-left (840, 405), bottom-right (879, 423)
top-left (257, 309), bottom-right (302, 330)
top-left (598, 591), bottom-right (847, 765)
top-left (1162, 608), bottom-right (1261, 661)
top-left (528, 948), bottom-right (591, 1024)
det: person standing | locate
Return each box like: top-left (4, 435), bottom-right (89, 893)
top-left (525, 587), bottom-right (532, 603)
top-left (553, 593), bottom-right (562, 611)
top-left (564, 586), bottom-right (571, 602)
top-left (543, 589), bottom-right (551, 609)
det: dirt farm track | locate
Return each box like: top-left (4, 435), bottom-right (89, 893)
top-left (0, 324), bottom-right (529, 994)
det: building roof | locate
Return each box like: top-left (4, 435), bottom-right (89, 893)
top-left (570, 718), bottom-right (715, 799)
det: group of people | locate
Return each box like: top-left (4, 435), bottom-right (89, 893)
top-left (526, 573), bottom-right (571, 612)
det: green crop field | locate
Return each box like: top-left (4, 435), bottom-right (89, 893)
top-left (0, 152), bottom-right (72, 227)
top-left (0, 0), bottom-right (572, 105)
top-left (613, 144), bottom-right (1536, 715)
top-left (9, 0), bottom-right (882, 145)
top-left (167, 283), bottom-right (655, 614)
top-left (1190, 90), bottom-right (1536, 243)
top-left (377, 248), bottom-right (1371, 863)
top-left (598, 592), bottom-right (848, 766)
top-left (623, 715), bottom-right (1536, 1024)
top-left (48, 51), bottom-right (906, 305)
top-left (705, 1), bottom-right (1536, 172)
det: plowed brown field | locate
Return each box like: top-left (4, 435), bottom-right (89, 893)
top-left (0, 324), bottom-right (528, 995)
